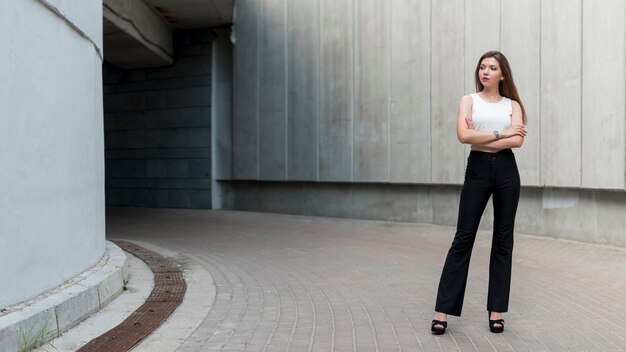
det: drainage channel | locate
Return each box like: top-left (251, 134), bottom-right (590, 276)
top-left (77, 240), bottom-right (186, 352)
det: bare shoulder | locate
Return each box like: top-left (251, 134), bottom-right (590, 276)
top-left (459, 94), bottom-right (473, 107)
top-left (458, 95), bottom-right (473, 118)
top-left (509, 99), bottom-right (524, 124)
top-left (461, 94), bottom-right (473, 103)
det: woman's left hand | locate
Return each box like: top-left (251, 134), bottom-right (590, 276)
top-left (501, 124), bottom-right (527, 138)
top-left (465, 117), bottom-right (475, 130)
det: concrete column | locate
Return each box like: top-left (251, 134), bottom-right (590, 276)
top-left (0, 0), bottom-right (104, 307)
top-left (212, 30), bottom-right (233, 209)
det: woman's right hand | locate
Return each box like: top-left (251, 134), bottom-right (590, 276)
top-left (501, 124), bottom-right (527, 138)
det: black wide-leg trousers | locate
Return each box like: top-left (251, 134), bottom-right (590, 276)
top-left (435, 149), bottom-right (520, 317)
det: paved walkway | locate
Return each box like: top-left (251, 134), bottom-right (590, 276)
top-left (107, 208), bottom-right (626, 352)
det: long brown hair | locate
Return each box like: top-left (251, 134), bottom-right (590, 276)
top-left (474, 50), bottom-right (527, 125)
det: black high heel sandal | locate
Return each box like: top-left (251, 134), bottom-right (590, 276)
top-left (431, 320), bottom-right (447, 335)
top-left (488, 312), bottom-right (505, 333)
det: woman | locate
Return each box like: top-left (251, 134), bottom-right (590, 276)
top-left (431, 51), bottom-right (527, 335)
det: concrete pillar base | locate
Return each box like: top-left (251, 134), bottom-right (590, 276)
top-left (0, 242), bottom-right (127, 352)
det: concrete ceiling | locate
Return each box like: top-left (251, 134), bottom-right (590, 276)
top-left (144, 0), bottom-right (234, 29)
top-left (103, 0), bottom-right (234, 69)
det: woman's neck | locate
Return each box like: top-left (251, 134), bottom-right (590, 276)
top-left (479, 88), bottom-right (501, 101)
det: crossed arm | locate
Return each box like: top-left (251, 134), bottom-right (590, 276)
top-left (456, 95), bottom-right (526, 152)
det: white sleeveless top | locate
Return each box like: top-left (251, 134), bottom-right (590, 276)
top-left (470, 93), bottom-right (512, 133)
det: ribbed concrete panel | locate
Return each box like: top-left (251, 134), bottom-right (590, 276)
top-left (389, 0), bottom-right (430, 183)
top-left (232, 0), bottom-right (258, 179)
top-left (229, 0), bottom-right (623, 191)
top-left (353, 0), bottom-right (390, 182)
top-left (431, 0), bottom-right (464, 184)
top-left (319, 0), bottom-right (353, 182)
top-left (258, 0), bottom-right (287, 180)
top-left (582, 0), bottom-right (625, 189)
top-left (463, 0), bottom-right (500, 166)
top-left (541, 0), bottom-right (582, 187)
top-left (464, 0), bottom-right (499, 94)
top-left (287, 0), bottom-right (318, 181)
top-left (501, 0), bottom-right (541, 186)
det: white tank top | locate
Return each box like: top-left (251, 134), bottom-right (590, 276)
top-left (470, 93), bottom-right (512, 132)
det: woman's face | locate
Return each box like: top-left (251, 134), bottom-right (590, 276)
top-left (478, 57), bottom-right (504, 89)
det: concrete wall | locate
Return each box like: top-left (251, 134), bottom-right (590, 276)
top-left (0, 0), bottom-right (105, 307)
top-left (104, 29), bottom-right (214, 209)
top-left (223, 182), bottom-right (626, 248)
top-left (226, 1), bottom-right (626, 247)
top-left (232, 0), bottom-right (626, 190)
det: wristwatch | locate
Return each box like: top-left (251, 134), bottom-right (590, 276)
top-left (493, 130), bottom-right (500, 141)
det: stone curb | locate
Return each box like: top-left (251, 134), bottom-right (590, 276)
top-left (77, 240), bottom-right (186, 352)
top-left (0, 242), bottom-right (128, 352)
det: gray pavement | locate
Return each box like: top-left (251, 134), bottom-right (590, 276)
top-left (106, 208), bottom-right (626, 352)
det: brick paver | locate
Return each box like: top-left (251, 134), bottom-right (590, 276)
top-left (106, 208), bottom-right (626, 351)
